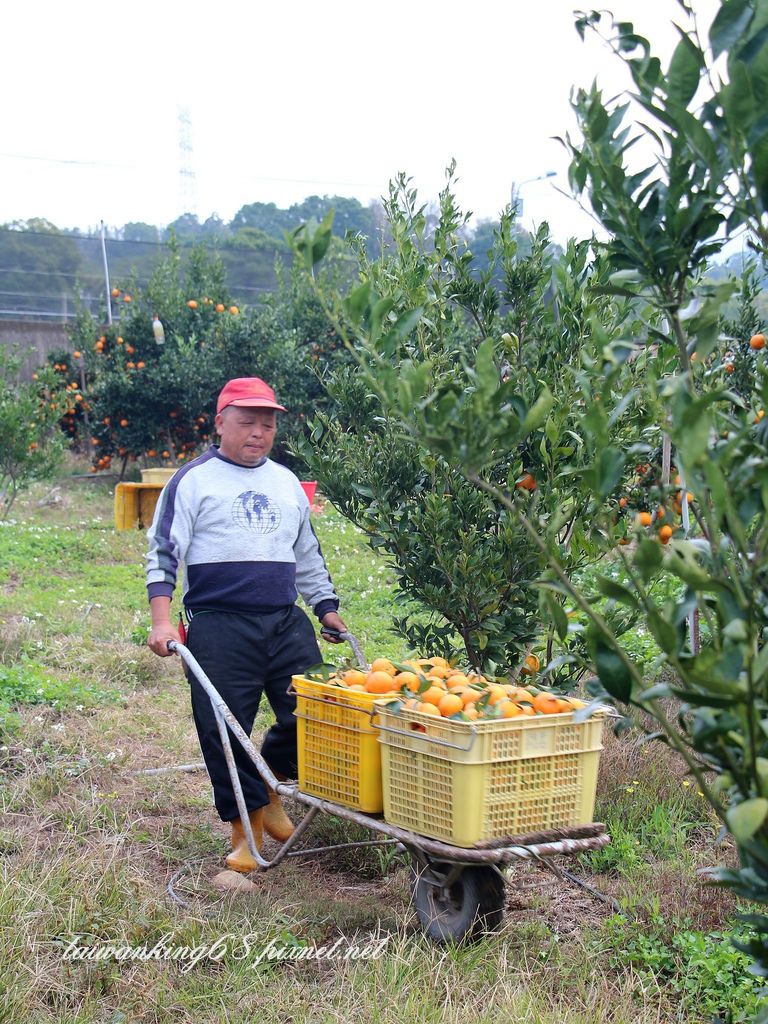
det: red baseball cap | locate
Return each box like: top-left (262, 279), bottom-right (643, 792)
top-left (216, 377), bottom-right (287, 414)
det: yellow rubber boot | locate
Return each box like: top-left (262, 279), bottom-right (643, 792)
top-left (263, 786), bottom-right (295, 842)
top-left (225, 808), bottom-right (263, 873)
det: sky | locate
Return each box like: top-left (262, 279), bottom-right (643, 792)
top-left (1, 0), bottom-right (720, 244)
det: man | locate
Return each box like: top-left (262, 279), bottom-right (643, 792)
top-left (146, 377), bottom-right (346, 872)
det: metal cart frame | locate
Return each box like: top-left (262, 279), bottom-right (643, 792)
top-left (168, 639), bottom-right (610, 943)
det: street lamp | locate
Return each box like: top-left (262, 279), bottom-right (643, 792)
top-left (510, 171), bottom-right (557, 217)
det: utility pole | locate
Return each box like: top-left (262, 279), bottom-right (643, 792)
top-left (100, 220), bottom-right (112, 326)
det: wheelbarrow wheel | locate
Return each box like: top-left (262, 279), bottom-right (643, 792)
top-left (410, 858), bottom-right (506, 943)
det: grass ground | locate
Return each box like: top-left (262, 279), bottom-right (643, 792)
top-left (0, 460), bottom-right (763, 1023)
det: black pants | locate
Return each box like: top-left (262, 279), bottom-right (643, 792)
top-left (185, 606), bottom-right (321, 822)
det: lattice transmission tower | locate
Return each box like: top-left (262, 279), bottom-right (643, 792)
top-left (177, 106), bottom-right (198, 218)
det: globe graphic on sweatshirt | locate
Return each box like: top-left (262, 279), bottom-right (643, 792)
top-left (231, 491), bottom-right (282, 534)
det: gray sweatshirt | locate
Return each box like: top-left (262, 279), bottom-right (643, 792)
top-left (145, 446), bottom-right (338, 618)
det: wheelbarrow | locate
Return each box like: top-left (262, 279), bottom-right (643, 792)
top-left (167, 636), bottom-right (611, 944)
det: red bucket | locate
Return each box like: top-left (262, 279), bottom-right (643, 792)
top-left (300, 481), bottom-right (317, 504)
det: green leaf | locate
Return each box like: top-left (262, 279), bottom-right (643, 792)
top-left (379, 308), bottom-right (422, 357)
top-left (666, 31), bottom-right (704, 107)
top-left (646, 608), bottom-right (678, 654)
top-left (593, 639), bottom-right (633, 702)
top-left (750, 129), bottom-right (768, 212)
top-left (710, 0), bottom-right (753, 58)
top-left (521, 387), bottom-right (554, 435)
top-left (596, 446), bottom-right (626, 499)
top-left (727, 798), bottom-right (768, 842)
top-left (541, 589), bottom-right (569, 641)
top-left (722, 58), bottom-right (757, 130)
top-left (665, 541), bottom-right (713, 589)
top-left (343, 282), bottom-right (372, 326)
top-left (754, 642), bottom-right (768, 685)
top-left (633, 538), bottom-right (664, 582)
top-left (596, 576), bottom-right (640, 610)
top-left (311, 210), bottom-right (335, 265)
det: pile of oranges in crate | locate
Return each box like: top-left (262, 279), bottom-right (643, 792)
top-left (314, 655), bottom-right (585, 722)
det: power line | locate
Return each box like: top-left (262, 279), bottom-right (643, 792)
top-left (0, 151), bottom-right (134, 169)
top-left (0, 225), bottom-right (293, 257)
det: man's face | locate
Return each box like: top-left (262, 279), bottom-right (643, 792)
top-left (215, 406), bottom-right (277, 466)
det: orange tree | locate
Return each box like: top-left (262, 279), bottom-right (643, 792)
top-left (0, 351), bottom-right (66, 517)
top-left (298, 1), bottom-right (768, 980)
top-left (292, 178), bottom-right (658, 675)
top-left (64, 242), bottom-right (348, 474)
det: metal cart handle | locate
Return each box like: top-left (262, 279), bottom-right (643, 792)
top-left (318, 629), bottom-right (369, 670)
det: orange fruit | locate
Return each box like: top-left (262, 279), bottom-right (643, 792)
top-left (438, 693), bottom-right (464, 717)
top-left (123, 294), bottom-right (132, 303)
top-left (487, 685), bottom-right (508, 705)
top-left (618, 497), bottom-right (628, 508)
top-left (111, 287), bottom-right (120, 297)
top-left (659, 524), bottom-right (673, 544)
top-left (370, 658), bottom-right (396, 676)
top-left (445, 672), bottom-right (469, 687)
top-left (516, 472), bottom-right (536, 492)
top-left (393, 671), bottom-right (420, 692)
top-left (750, 333), bottom-right (765, 350)
top-left (229, 305), bottom-right (239, 315)
top-left (517, 703), bottom-right (536, 716)
top-left (347, 684), bottom-right (366, 692)
top-left (532, 692), bottom-right (562, 714)
top-left (137, 361), bottom-right (145, 369)
top-left (424, 664), bottom-right (451, 679)
top-left (463, 705), bottom-right (479, 721)
top-left (755, 410), bottom-right (765, 423)
top-left (636, 511), bottom-right (652, 527)
top-left (415, 702), bottom-right (441, 716)
top-left (461, 688), bottom-right (484, 706)
top-left (215, 303), bottom-right (225, 312)
top-left (187, 299), bottom-right (198, 309)
top-left (497, 700), bottom-right (523, 718)
top-left (421, 656), bottom-right (450, 669)
top-left (520, 654), bottom-right (540, 676)
top-left (725, 363), bottom-right (734, 373)
top-left (656, 506), bottom-right (666, 520)
top-left (343, 669), bottom-right (367, 687)
top-left (73, 350), bottom-right (81, 358)
top-left (365, 670), bottom-right (397, 694)
top-left (421, 685), bottom-right (448, 707)
top-left (506, 685), bottom-right (533, 703)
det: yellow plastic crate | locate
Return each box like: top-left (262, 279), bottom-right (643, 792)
top-left (376, 703), bottom-right (605, 847)
top-left (114, 483), bottom-right (164, 530)
top-left (292, 675), bottom-right (384, 813)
